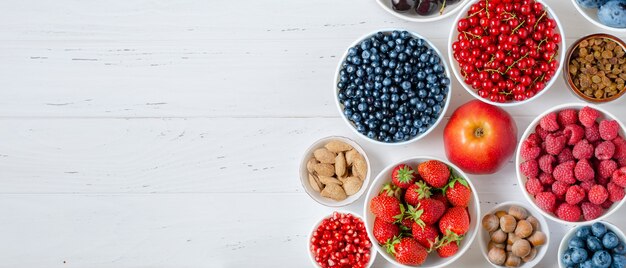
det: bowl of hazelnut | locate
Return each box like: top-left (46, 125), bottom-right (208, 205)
top-left (479, 201), bottom-right (550, 268)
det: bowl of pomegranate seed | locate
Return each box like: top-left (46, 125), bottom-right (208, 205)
top-left (308, 211), bottom-right (376, 268)
top-left (448, 0), bottom-right (566, 106)
top-left (516, 103), bottom-right (626, 225)
top-left (376, 0), bottom-right (470, 22)
top-left (363, 156), bottom-right (480, 267)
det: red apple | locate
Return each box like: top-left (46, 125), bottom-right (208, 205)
top-left (443, 100), bottom-right (517, 174)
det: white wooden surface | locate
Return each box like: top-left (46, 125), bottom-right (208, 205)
top-left (0, 0), bottom-right (625, 267)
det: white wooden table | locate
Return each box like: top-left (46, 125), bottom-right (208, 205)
top-left (0, 0), bottom-right (625, 267)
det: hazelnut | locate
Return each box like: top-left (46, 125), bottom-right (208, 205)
top-left (495, 210), bottom-right (508, 219)
top-left (528, 231), bottom-right (547, 247)
top-left (488, 241), bottom-right (505, 251)
top-left (488, 247), bottom-right (507, 265)
top-left (522, 248), bottom-right (537, 263)
top-left (506, 244), bottom-right (513, 252)
top-left (508, 233), bottom-right (522, 245)
top-left (505, 252), bottom-right (522, 267)
top-left (482, 214), bottom-right (500, 232)
top-left (512, 239), bottom-right (531, 258)
top-left (500, 215), bottom-right (517, 233)
top-left (491, 229), bottom-right (507, 244)
top-left (508, 206), bottom-right (528, 220)
top-left (526, 215), bottom-right (539, 231)
top-left (514, 220), bottom-right (534, 238)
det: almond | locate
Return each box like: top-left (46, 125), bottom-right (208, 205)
top-left (308, 174), bottom-right (323, 192)
top-left (342, 177), bottom-right (362, 195)
top-left (314, 163), bottom-right (335, 177)
top-left (321, 183), bottom-right (347, 201)
top-left (324, 140), bottom-right (352, 153)
top-left (335, 152), bottom-right (346, 177)
top-left (306, 157), bottom-right (318, 173)
top-left (314, 148), bottom-right (336, 164)
top-left (353, 158), bottom-right (367, 180)
top-left (318, 175), bottom-right (342, 185)
top-left (345, 149), bottom-right (359, 165)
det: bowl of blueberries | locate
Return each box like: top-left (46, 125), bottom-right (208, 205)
top-left (334, 30), bottom-right (452, 145)
top-left (559, 221), bottom-right (626, 268)
top-left (376, 0), bottom-right (469, 22)
top-left (571, 0), bottom-right (626, 32)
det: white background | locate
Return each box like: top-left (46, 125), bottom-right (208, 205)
top-left (0, 0), bottom-right (625, 267)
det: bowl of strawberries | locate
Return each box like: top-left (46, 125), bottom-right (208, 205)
top-left (363, 157), bottom-right (480, 267)
top-left (516, 103), bottom-right (626, 225)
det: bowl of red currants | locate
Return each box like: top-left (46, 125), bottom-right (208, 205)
top-left (448, 0), bottom-right (566, 106)
top-left (376, 0), bottom-right (470, 22)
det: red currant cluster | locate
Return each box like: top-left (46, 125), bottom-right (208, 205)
top-left (310, 212), bottom-right (372, 268)
top-left (452, 0), bottom-right (562, 103)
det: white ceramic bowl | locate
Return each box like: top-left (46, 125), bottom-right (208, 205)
top-left (334, 29), bottom-right (452, 146)
top-left (478, 201), bottom-right (551, 268)
top-left (558, 221), bottom-right (626, 268)
top-left (300, 136), bottom-right (371, 207)
top-left (570, 0), bottom-right (626, 33)
top-left (307, 210), bottom-right (377, 268)
top-left (363, 156), bottom-right (481, 267)
top-left (375, 0), bottom-right (470, 22)
top-left (516, 103), bottom-right (626, 225)
top-left (448, 0), bottom-right (566, 107)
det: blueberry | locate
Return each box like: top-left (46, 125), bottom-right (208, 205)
top-left (592, 250), bottom-right (612, 268)
top-left (382, 77), bottom-right (392, 86)
top-left (356, 124), bottom-right (366, 134)
top-left (570, 237), bottom-right (587, 249)
top-left (348, 47), bottom-right (357, 56)
top-left (416, 102), bottom-right (427, 111)
top-left (613, 254), bottom-right (626, 268)
top-left (588, 236), bottom-right (605, 252)
top-left (578, 226), bottom-right (593, 239)
top-left (598, 0), bottom-right (626, 28)
top-left (614, 242), bottom-right (626, 254)
top-left (604, 232), bottom-right (620, 249)
top-left (580, 260), bottom-right (594, 268)
top-left (401, 81), bottom-right (412, 90)
top-left (351, 113), bottom-right (362, 122)
top-left (563, 249), bottom-right (576, 266)
top-left (366, 131), bottom-right (376, 139)
top-left (571, 247), bottom-right (589, 263)
top-left (593, 222), bottom-right (609, 238)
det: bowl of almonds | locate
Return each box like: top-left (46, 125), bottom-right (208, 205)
top-left (565, 33), bottom-right (626, 103)
top-left (300, 136), bottom-right (371, 207)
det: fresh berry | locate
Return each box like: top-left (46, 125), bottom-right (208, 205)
top-left (579, 106), bottom-right (599, 127)
top-left (581, 202), bottom-right (604, 221)
top-left (411, 224), bottom-right (440, 249)
top-left (556, 203), bottom-right (582, 222)
top-left (598, 160), bottom-right (618, 179)
top-left (431, 192), bottom-right (450, 209)
top-left (400, 217), bottom-right (414, 232)
top-left (566, 185), bottom-right (586, 205)
top-left (580, 180), bottom-right (595, 192)
top-left (527, 133), bottom-right (543, 145)
top-left (564, 124), bottom-right (585, 145)
top-left (585, 123), bottom-right (601, 142)
top-left (601, 199), bottom-right (614, 209)
top-left (520, 140), bottom-right (542, 160)
top-left (553, 161), bottom-right (576, 184)
top-left (558, 147), bottom-right (575, 163)
top-left (373, 217), bottom-right (400, 244)
top-left (545, 133), bottom-right (568, 155)
top-left (371, 195), bottom-right (404, 223)
top-left (538, 154), bottom-right (556, 173)
top-left (387, 237), bottom-right (428, 265)
top-left (559, 109), bottom-right (579, 126)
top-left (406, 199), bottom-right (445, 226)
top-left (575, 159), bottom-right (595, 181)
top-left (520, 160), bottom-right (539, 178)
top-left (417, 160), bottom-right (451, 188)
top-left (526, 177), bottom-right (544, 195)
top-left (535, 125), bottom-right (551, 140)
top-left (436, 231), bottom-right (461, 258)
top-left (618, 157), bottom-right (626, 167)
top-left (595, 141), bottom-right (616, 160)
top-left (608, 182), bottom-right (625, 202)
top-left (613, 137), bottom-right (626, 159)
top-left (391, 164), bottom-right (417, 189)
top-left (540, 112), bottom-right (560, 132)
top-left (598, 175), bottom-right (611, 187)
top-left (613, 167), bottom-right (626, 187)
top-left (438, 207), bottom-right (470, 236)
top-left (573, 139), bottom-right (594, 160)
top-left (599, 120), bottom-right (619, 141)
top-left (444, 176), bottom-right (471, 207)
top-left (535, 191), bottom-right (557, 212)
top-left (379, 182), bottom-right (402, 199)
top-left (552, 180), bottom-right (570, 196)
top-left (588, 185), bottom-right (609, 205)
top-left (404, 181), bottom-right (432, 206)
top-left (539, 172), bottom-right (555, 185)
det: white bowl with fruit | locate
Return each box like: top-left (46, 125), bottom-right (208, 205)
top-left (557, 221), bottom-right (626, 268)
top-left (376, 0), bottom-right (470, 22)
top-left (516, 103), bottom-right (626, 225)
top-left (570, 0), bottom-right (626, 33)
top-left (363, 156), bottom-right (480, 267)
top-left (448, 0), bottom-right (566, 106)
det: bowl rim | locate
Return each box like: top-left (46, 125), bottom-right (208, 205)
top-left (569, 0), bottom-right (626, 33)
top-left (557, 220), bottom-right (626, 268)
top-left (515, 102), bottom-right (626, 225)
top-left (477, 201), bottom-right (551, 268)
top-left (374, 0), bottom-right (471, 23)
top-left (447, 0), bottom-right (567, 107)
top-left (333, 29), bottom-right (453, 146)
top-left (563, 33), bottom-right (626, 104)
top-left (306, 210), bottom-right (377, 268)
top-left (299, 136), bottom-right (372, 207)
top-left (363, 155), bottom-right (481, 268)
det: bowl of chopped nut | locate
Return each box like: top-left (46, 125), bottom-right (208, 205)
top-left (564, 33), bottom-right (626, 104)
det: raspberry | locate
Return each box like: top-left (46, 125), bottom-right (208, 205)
top-left (601, 199), bottom-right (614, 209)
top-left (535, 124), bottom-right (550, 140)
top-left (597, 175), bottom-right (611, 187)
top-left (563, 124), bottom-right (585, 145)
top-left (608, 182), bottom-right (625, 202)
top-left (598, 160), bottom-right (618, 179)
top-left (579, 106), bottom-right (599, 127)
top-left (539, 112), bottom-right (560, 132)
top-left (558, 147), bottom-right (575, 163)
top-left (588, 185), bottom-right (609, 205)
top-left (539, 172), bottom-right (555, 185)
top-left (538, 154), bottom-right (555, 173)
top-left (553, 161), bottom-right (576, 184)
top-left (612, 167), bottom-right (626, 187)
top-left (527, 133), bottom-right (543, 145)
top-left (580, 180), bottom-right (595, 192)
top-left (573, 139), bottom-right (594, 160)
top-left (520, 140), bottom-right (542, 160)
top-left (613, 137), bottom-right (626, 159)
top-left (520, 160), bottom-right (539, 179)
top-left (545, 133), bottom-right (567, 155)
top-left (535, 191), bottom-right (557, 212)
top-left (618, 157), bottom-right (626, 167)
top-left (558, 109), bottom-right (579, 126)
top-left (599, 120), bottom-right (619, 141)
top-left (566, 185), bottom-right (586, 205)
top-left (585, 123), bottom-right (601, 142)
top-left (556, 203), bottom-right (582, 222)
top-left (526, 178), bottom-right (543, 195)
top-left (595, 140), bottom-right (616, 160)
top-left (581, 202), bottom-right (604, 221)
top-left (552, 180), bottom-right (569, 196)
top-left (575, 159), bottom-right (595, 182)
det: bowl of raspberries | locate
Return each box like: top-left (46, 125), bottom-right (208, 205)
top-left (516, 103), bottom-right (626, 224)
top-left (363, 157), bottom-right (480, 267)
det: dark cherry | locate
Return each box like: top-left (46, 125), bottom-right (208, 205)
top-left (391, 0), bottom-right (414, 12)
top-left (415, 0), bottom-right (440, 15)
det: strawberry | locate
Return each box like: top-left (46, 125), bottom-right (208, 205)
top-left (373, 217), bottom-right (400, 245)
top-left (406, 199), bottom-right (445, 227)
top-left (431, 192), bottom-right (450, 209)
top-left (387, 237), bottom-right (428, 265)
top-left (411, 223), bottom-right (440, 249)
top-left (436, 230), bottom-right (462, 258)
top-left (404, 181), bottom-right (432, 207)
top-left (438, 207), bottom-right (470, 236)
top-left (370, 195), bottom-right (404, 223)
top-left (418, 160), bottom-right (451, 188)
top-left (379, 182), bottom-right (402, 199)
top-left (400, 217), bottom-right (413, 232)
top-left (444, 176), bottom-right (472, 207)
top-left (391, 164), bottom-right (417, 189)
